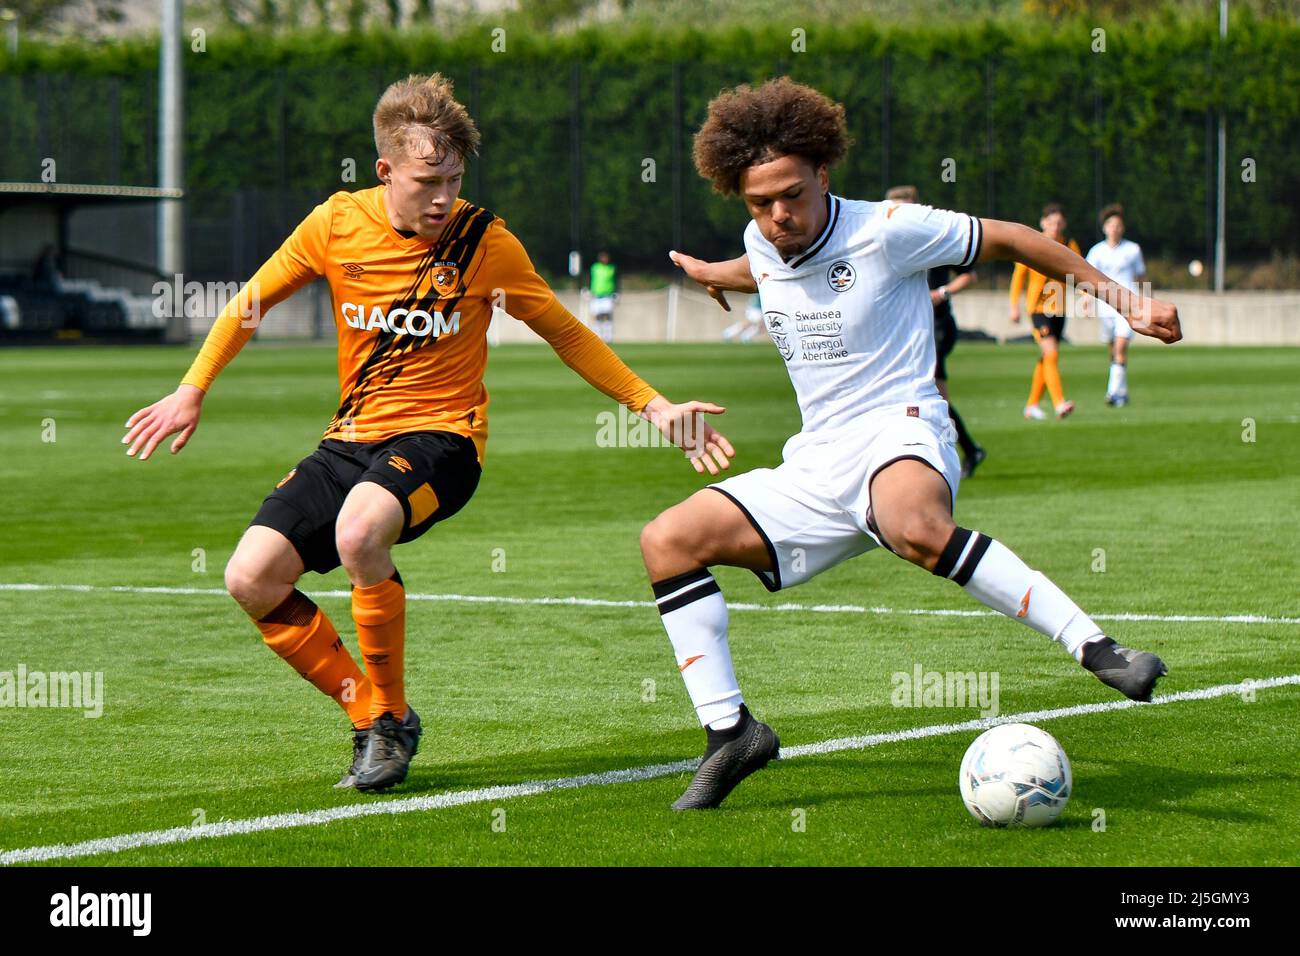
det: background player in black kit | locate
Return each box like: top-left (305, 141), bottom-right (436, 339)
top-left (887, 186), bottom-right (985, 477)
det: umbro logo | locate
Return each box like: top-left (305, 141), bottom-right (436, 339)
top-left (342, 262), bottom-right (366, 277)
top-left (388, 455), bottom-right (413, 474)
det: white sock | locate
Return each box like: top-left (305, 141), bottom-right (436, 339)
top-left (652, 569), bottom-right (743, 728)
top-left (1107, 362), bottom-right (1122, 396)
top-left (933, 528), bottom-right (1104, 660)
top-left (1114, 362), bottom-right (1128, 395)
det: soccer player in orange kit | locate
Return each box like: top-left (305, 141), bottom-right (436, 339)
top-left (1009, 203), bottom-right (1080, 420)
top-left (121, 74), bottom-right (734, 792)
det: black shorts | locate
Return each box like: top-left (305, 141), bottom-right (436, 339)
top-left (933, 313), bottom-right (957, 380)
top-left (1031, 312), bottom-right (1066, 341)
top-left (250, 431), bottom-right (481, 574)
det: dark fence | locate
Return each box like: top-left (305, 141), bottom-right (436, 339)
top-left (1, 20), bottom-right (1297, 284)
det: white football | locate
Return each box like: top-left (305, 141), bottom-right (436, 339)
top-left (959, 723), bottom-right (1072, 827)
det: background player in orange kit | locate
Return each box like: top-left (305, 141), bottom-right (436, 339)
top-left (120, 74), bottom-right (734, 792)
top-left (1009, 203), bottom-right (1081, 421)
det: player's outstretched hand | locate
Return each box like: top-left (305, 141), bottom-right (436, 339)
top-left (669, 251), bottom-right (758, 313)
top-left (1126, 296), bottom-right (1183, 344)
top-left (122, 384), bottom-right (204, 461)
top-left (642, 396), bottom-right (736, 476)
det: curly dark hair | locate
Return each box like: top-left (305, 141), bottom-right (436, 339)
top-left (692, 77), bottom-right (852, 195)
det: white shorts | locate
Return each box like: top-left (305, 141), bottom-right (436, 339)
top-left (589, 296), bottom-right (614, 318)
top-left (710, 400), bottom-right (962, 592)
top-left (1099, 309), bottom-right (1133, 341)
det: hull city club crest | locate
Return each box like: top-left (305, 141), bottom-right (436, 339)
top-left (432, 261), bottom-right (460, 295)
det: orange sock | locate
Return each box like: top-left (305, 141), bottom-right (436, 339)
top-left (1042, 351), bottom-right (1066, 406)
top-left (1027, 360), bottom-right (1046, 407)
top-left (352, 570), bottom-right (407, 721)
top-left (257, 590), bottom-right (373, 728)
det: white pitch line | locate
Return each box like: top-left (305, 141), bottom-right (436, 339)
top-left (2, 674), bottom-right (1297, 866)
top-left (1, 582), bottom-right (1297, 626)
top-left (782, 673), bottom-right (1300, 757)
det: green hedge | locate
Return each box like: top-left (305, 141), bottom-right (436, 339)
top-left (2, 15), bottom-right (1296, 274)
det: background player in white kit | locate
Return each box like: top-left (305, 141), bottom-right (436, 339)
top-left (653, 78), bottom-right (1183, 811)
top-left (722, 293), bottom-right (766, 343)
top-left (1083, 204), bottom-right (1148, 406)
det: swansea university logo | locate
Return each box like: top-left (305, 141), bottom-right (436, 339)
top-left (765, 311), bottom-right (795, 360)
top-left (826, 260), bottom-right (856, 293)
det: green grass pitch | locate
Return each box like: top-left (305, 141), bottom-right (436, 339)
top-left (0, 339), bottom-right (1296, 865)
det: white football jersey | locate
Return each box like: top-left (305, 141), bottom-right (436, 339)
top-left (745, 194), bottom-right (983, 435)
top-left (1085, 238), bottom-right (1146, 321)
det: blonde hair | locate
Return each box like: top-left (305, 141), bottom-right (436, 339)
top-left (373, 73), bottom-right (481, 164)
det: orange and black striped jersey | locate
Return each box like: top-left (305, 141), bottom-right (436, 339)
top-left (1009, 237), bottom-right (1081, 316)
top-left (181, 186), bottom-right (658, 460)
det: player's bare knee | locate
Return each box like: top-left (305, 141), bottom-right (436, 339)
top-left (638, 519), bottom-right (657, 561)
top-left (335, 518), bottom-right (383, 569)
top-left (640, 512), bottom-right (706, 569)
top-left (640, 514), bottom-right (678, 561)
top-left (224, 557), bottom-right (250, 601)
top-left (890, 514), bottom-right (953, 570)
top-left (224, 558), bottom-right (270, 616)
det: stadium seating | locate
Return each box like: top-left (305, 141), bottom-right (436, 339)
top-left (0, 272), bottom-right (163, 342)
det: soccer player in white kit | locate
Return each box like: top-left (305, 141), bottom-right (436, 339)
top-left (1083, 204), bottom-right (1148, 406)
top-left (647, 78), bottom-right (1183, 810)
